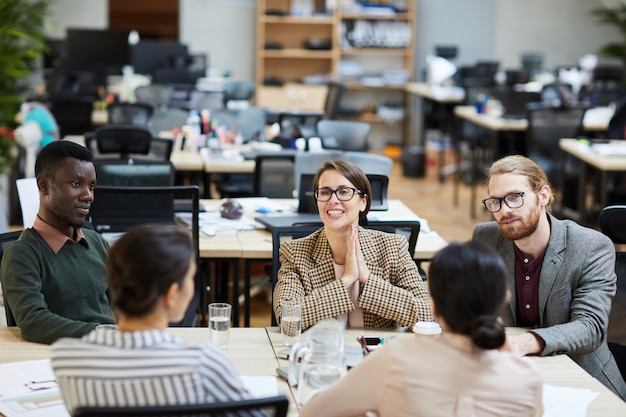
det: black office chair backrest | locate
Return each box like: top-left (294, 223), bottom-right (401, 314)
top-left (107, 102), bottom-right (154, 127)
top-left (525, 102), bottom-right (586, 184)
top-left (253, 154), bottom-right (296, 198)
top-left (74, 394), bottom-right (290, 417)
top-left (599, 206), bottom-right (626, 370)
top-left (271, 226), bottom-right (320, 326)
top-left (90, 185), bottom-right (200, 326)
top-left (316, 120), bottom-right (370, 152)
top-left (600, 205), bottom-right (626, 245)
top-left (95, 125), bottom-right (153, 160)
top-left (0, 230), bottom-right (22, 327)
top-left (608, 99), bottom-right (626, 140)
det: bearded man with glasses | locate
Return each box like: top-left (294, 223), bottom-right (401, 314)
top-left (473, 155), bottom-right (626, 400)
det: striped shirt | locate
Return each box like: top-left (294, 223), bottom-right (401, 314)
top-left (51, 329), bottom-right (253, 415)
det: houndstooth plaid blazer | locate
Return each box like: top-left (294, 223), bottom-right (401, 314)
top-left (273, 227), bottom-right (433, 330)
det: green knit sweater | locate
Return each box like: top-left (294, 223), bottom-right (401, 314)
top-left (1, 228), bottom-right (115, 344)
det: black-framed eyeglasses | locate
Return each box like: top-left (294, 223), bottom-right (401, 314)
top-left (482, 192), bottom-right (525, 213)
top-left (314, 187), bottom-right (362, 202)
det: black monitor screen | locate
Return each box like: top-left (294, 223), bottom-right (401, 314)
top-left (43, 38), bottom-right (67, 69)
top-left (66, 28), bottom-right (131, 75)
top-left (131, 40), bottom-right (188, 75)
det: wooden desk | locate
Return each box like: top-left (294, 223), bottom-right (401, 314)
top-left (453, 106), bottom-right (613, 219)
top-left (2, 326), bottom-right (626, 416)
top-left (0, 327), bottom-right (297, 417)
top-left (558, 138), bottom-right (626, 224)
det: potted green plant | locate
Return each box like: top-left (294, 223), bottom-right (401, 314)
top-left (0, 0), bottom-right (52, 174)
top-left (591, 2), bottom-right (626, 81)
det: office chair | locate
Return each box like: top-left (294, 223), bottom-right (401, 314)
top-left (74, 395), bottom-right (290, 417)
top-left (149, 107), bottom-right (188, 137)
top-left (316, 120), bottom-right (370, 152)
top-left (342, 152), bottom-right (393, 177)
top-left (607, 98), bottom-right (626, 140)
top-left (49, 97), bottom-right (96, 137)
top-left (253, 154), bottom-right (296, 198)
top-left (210, 107), bottom-right (268, 198)
top-left (223, 79), bottom-right (255, 108)
top-left (293, 151), bottom-right (344, 197)
top-left (525, 102), bottom-right (586, 186)
top-left (107, 102), bottom-right (154, 127)
top-left (270, 225), bottom-right (321, 326)
top-left (90, 185), bottom-right (202, 326)
top-left (599, 205), bottom-right (626, 381)
top-left (189, 90), bottom-right (225, 112)
top-left (134, 84), bottom-right (173, 109)
top-left (0, 230), bottom-right (22, 327)
top-left (94, 125), bottom-right (153, 161)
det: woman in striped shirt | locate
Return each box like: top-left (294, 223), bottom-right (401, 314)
top-left (51, 224), bottom-right (253, 415)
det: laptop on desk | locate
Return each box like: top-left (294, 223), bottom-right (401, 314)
top-left (255, 213), bottom-right (322, 230)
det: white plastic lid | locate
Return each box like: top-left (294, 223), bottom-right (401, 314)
top-left (412, 321), bottom-right (442, 335)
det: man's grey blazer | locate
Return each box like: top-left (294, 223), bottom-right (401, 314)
top-left (473, 214), bottom-right (626, 400)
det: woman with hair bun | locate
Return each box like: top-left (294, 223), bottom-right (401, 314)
top-left (51, 224), bottom-right (254, 416)
top-left (299, 241), bottom-right (543, 417)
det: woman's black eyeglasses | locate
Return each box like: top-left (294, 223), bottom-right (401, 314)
top-left (482, 192), bottom-right (525, 213)
top-left (314, 187), bottom-right (362, 202)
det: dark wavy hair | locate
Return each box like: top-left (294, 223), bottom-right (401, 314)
top-left (312, 159), bottom-right (372, 219)
top-left (35, 140), bottom-right (93, 179)
top-left (107, 224), bottom-right (194, 317)
top-left (428, 241), bottom-right (508, 350)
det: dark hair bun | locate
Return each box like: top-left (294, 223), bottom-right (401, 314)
top-left (470, 315), bottom-right (505, 350)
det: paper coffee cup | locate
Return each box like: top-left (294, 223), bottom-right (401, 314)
top-left (412, 321), bottom-right (442, 337)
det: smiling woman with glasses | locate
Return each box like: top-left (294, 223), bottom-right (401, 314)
top-left (273, 159), bottom-right (432, 331)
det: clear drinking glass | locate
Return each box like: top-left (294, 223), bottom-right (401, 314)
top-left (209, 303), bottom-right (231, 350)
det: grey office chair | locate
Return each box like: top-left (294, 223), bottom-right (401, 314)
top-left (149, 107), bottom-right (188, 136)
top-left (107, 102), bottom-right (154, 127)
top-left (74, 395), bottom-right (290, 417)
top-left (0, 230), bottom-right (23, 327)
top-left (134, 84), bottom-right (173, 109)
top-left (253, 154), bottom-right (296, 198)
top-left (316, 120), bottom-right (371, 152)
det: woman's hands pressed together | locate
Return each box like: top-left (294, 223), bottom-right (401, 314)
top-left (342, 225), bottom-right (370, 289)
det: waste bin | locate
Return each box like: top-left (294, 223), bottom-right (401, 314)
top-left (401, 146), bottom-right (426, 178)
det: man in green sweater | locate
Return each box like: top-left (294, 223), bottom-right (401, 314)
top-left (1, 140), bottom-right (115, 344)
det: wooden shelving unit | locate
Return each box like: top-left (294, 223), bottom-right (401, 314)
top-left (255, 0), bottom-right (415, 146)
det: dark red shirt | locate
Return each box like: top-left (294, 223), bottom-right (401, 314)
top-left (514, 245), bottom-right (547, 327)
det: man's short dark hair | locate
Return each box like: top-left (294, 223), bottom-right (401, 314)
top-left (35, 140), bottom-right (93, 178)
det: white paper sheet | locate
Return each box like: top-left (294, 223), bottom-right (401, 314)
top-left (542, 384), bottom-right (598, 417)
top-left (0, 359), bottom-right (69, 417)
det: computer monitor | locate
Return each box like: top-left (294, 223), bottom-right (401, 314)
top-left (42, 38), bottom-right (67, 69)
top-left (131, 40), bottom-right (188, 76)
top-left (65, 28), bottom-right (132, 75)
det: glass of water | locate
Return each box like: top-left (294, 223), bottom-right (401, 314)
top-left (209, 303), bottom-right (231, 350)
top-left (280, 300), bottom-right (302, 346)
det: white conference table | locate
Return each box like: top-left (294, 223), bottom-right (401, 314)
top-left (1, 326), bottom-right (626, 417)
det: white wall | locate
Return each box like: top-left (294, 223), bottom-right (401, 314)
top-left (46, 0), bottom-right (108, 38)
top-left (493, 0), bottom-right (622, 70)
top-left (180, 0), bottom-right (256, 81)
